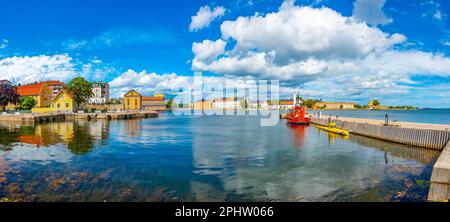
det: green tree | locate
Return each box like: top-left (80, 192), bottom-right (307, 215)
top-left (166, 98), bottom-right (173, 109)
top-left (304, 99), bottom-right (316, 108)
top-left (19, 96), bottom-right (37, 110)
top-left (0, 80), bottom-right (20, 111)
top-left (370, 99), bottom-right (381, 106)
top-left (66, 77), bottom-right (93, 111)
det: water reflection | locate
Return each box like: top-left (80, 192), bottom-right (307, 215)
top-left (0, 114), bottom-right (441, 202)
top-left (0, 120), bottom-right (110, 155)
top-left (288, 124), bottom-right (307, 149)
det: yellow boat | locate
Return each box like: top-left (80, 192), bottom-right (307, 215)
top-left (316, 123), bottom-right (350, 136)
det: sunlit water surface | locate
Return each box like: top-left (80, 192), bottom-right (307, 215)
top-left (0, 112), bottom-right (440, 202)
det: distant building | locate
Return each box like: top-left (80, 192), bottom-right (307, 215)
top-left (42, 80), bottom-right (66, 99)
top-left (123, 90), bottom-right (142, 110)
top-left (313, 102), bottom-right (357, 109)
top-left (142, 93), bottom-right (166, 111)
top-left (211, 97), bottom-right (240, 109)
top-left (16, 82), bottom-right (51, 108)
top-left (193, 99), bottom-right (213, 110)
top-left (279, 100), bottom-right (294, 109)
top-left (89, 82), bottom-right (109, 104)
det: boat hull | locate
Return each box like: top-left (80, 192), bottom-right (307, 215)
top-left (316, 125), bottom-right (350, 136)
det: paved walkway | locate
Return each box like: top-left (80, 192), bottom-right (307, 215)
top-left (315, 116), bottom-right (450, 131)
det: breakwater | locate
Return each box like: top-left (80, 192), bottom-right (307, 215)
top-left (0, 110), bottom-right (158, 123)
top-left (310, 116), bottom-right (450, 201)
top-left (428, 141), bottom-right (450, 201)
top-left (310, 117), bottom-right (450, 150)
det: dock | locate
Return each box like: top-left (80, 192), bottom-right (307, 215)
top-left (310, 116), bottom-right (450, 201)
top-left (0, 110), bottom-right (158, 123)
top-left (310, 116), bottom-right (450, 150)
top-left (428, 141), bottom-right (450, 201)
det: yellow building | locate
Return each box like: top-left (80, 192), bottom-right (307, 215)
top-left (17, 82), bottom-right (51, 108)
top-left (50, 89), bottom-right (75, 112)
top-left (123, 90), bottom-right (142, 110)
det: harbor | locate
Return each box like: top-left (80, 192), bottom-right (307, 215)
top-left (0, 113), bottom-right (443, 201)
top-left (307, 114), bottom-right (450, 201)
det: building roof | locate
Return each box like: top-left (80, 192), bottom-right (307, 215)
top-left (42, 80), bottom-right (66, 87)
top-left (52, 89), bottom-right (73, 102)
top-left (16, 83), bottom-right (48, 96)
top-left (142, 96), bottom-right (165, 101)
top-left (124, 90), bottom-right (142, 97)
top-left (280, 100), bottom-right (294, 105)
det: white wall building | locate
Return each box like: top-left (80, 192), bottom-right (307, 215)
top-left (89, 82), bottom-right (109, 104)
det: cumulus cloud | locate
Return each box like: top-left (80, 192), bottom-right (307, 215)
top-left (352, 0), bottom-right (393, 26)
top-left (0, 54), bottom-right (76, 84)
top-left (190, 1), bottom-right (450, 105)
top-left (189, 5), bottom-right (226, 32)
top-left (193, 3), bottom-right (406, 79)
top-left (192, 39), bottom-right (227, 62)
top-left (109, 70), bottom-right (191, 97)
top-left (0, 39), bottom-right (8, 49)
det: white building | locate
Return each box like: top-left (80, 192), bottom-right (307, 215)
top-left (211, 97), bottom-right (241, 109)
top-left (89, 82), bottom-right (109, 104)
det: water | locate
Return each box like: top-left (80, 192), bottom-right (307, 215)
top-left (0, 112), bottom-right (441, 202)
top-left (308, 109), bottom-right (450, 125)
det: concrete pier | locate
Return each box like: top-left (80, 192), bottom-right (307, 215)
top-left (309, 116), bottom-right (450, 201)
top-left (310, 117), bottom-right (450, 150)
top-left (0, 113), bottom-right (66, 123)
top-left (428, 141), bottom-right (450, 201)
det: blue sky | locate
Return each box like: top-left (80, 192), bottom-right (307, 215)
top-left (1, 0), bottom-right (450, 108)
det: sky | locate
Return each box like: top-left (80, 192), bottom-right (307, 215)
top-left (0, 0), bottom-right (450, 108)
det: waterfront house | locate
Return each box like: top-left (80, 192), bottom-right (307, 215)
top-left (123, 90), bottom-right (142, 110)
top-left (50, 89), bottom-right (75, 112)
top-left (42, 80), bottom-right (66, 99)
top-left (89, 82), bottom-right (109, 104)
top-left (142, 93), bottom-right (166, 111)
top-left (313, 102), bottom-right (357, 109)
top-left (17, 82), bottom-right (52, 108)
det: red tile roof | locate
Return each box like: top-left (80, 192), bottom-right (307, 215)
top-left (42, 80), bottom-right (66, 87)
top-left (16, 83), bottom-right (47, 96)
top-left (142, 96), bottom-right (165, 101)
top-left (280, 100), bottom-right (294, 105)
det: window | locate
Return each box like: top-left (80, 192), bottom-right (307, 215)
top-left (66, 103), bottom-right (69, 108)
top-left (57, 103), bottom-right (60, 108)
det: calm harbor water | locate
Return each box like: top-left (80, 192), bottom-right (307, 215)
top-left (0, 112), bottom-right (441, 202)
top-left (308, 109), bottom-right (450, 125)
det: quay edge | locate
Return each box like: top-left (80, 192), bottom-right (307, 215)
top-left (0, 111), bottom-right (158, 123)
top-left (309, 117), bottom-right (450, 201)
top-left (309, 117), bottom-right (450, 150)
top-left (428, 141), bottom-right (450, 201)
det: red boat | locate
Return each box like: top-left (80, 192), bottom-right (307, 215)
top-left (286, 105), bottom-right (310, 125)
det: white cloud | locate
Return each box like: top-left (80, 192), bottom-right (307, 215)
top-left (433, 9), bottom-right (444, 20)
top-left (192, 39), bottom-right (227, 62)
top-left (352, 0), bottom-right (393, 26)
top-left (189, 5), bottom-right (226, 32)
top-left (0, 39), bottom-right (8, 49)
top-left (0, 54), bottom-right (76, 84)
top-left (190, 1), bottom-right (450, 105)
top-left (109, 70), bottom-right (191, 97)
top-left (193, 3), bottom-right (406, 79)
